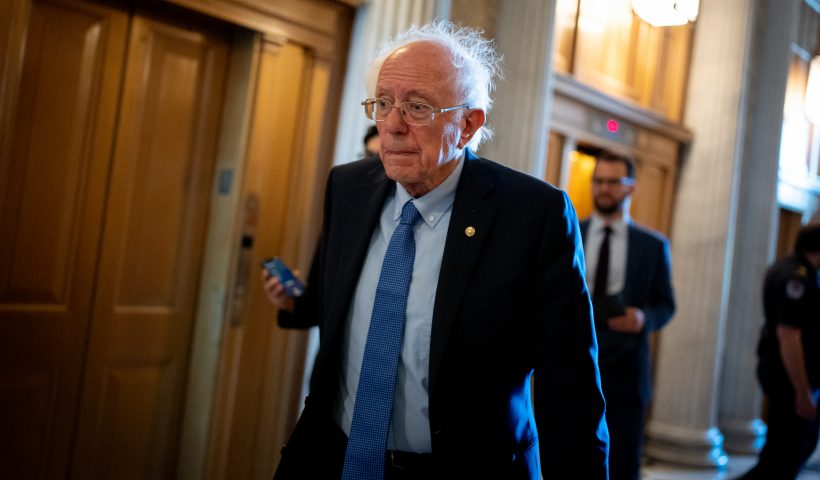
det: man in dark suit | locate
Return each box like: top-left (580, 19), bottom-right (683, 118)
top-left (263, 21), bottom-right (608, 480)
top-left (579, 151), bottom-right (676, 480)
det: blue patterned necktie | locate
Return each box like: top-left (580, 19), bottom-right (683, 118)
top-left (342, 200), bottom-right (420, 480)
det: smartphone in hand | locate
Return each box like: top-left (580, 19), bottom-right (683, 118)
top-left (261, 257), bottom-right (305, 297)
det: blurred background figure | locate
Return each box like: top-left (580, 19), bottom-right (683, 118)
top-left (737, 223), bottom-right (820, 480)
top-left (363, 124), bottom-right (380, 161)
top-left (580, 150), bottom-right (676, 480)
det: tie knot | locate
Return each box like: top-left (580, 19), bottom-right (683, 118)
top-left (400, 201), bottom-right (420, 226)
top-left (603, 225), bottom-right (613, 237)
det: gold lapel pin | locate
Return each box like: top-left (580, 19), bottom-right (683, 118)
top-left (465, 226), bottom-right (476, 237)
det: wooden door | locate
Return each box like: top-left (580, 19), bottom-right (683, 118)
top-left (69, 10), bottom-right (229, 479)
top-left (776, 208), bottom-right (804, 260)
top-left (0, 1), bottom-right (230, 478)
top-left (0, 1), bottom-right (129, 477)
top-left (206, 41), bottom-right (320, 480)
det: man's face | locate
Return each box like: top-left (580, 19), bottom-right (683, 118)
top-left (375, 41), bottom-right (480, 197)
top-left (591, 160), bottom-right (634, 215)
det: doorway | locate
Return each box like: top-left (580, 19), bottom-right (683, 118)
top-left (0, 1), bottom-right (232, 477)
top-left (565, 147), bottom-right (598, 220)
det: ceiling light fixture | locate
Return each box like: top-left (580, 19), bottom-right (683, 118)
top-left (632, 0), bottom-right (699, 27)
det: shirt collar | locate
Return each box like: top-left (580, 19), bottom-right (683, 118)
top-left (393, 156), bottom-right (464, 228)
top-left (590, 212), bottom-right (630, 235)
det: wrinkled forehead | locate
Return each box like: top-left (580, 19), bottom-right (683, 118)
top-left (377, 41), bottom-right (459, 99)
top-left (384, 40), bottom-right (452, 64)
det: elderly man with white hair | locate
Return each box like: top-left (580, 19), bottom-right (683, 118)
top-left (263, 21), bottom-right (609, 480)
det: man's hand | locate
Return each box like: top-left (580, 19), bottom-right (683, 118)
top-left (795, 391), bottom-right (818, 420)
top-left (607, 307), bottom-right (645, 333)
top-left (261, 268), bottom-right (297, 313)
top-left (776, 324), bottom-right (816, 419)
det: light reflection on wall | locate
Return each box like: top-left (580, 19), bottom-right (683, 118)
top-left (566, 150), bottom-right (597, 219)
top-left (780, 56), bottom-right (811, 176)
top-left (778, 51), bottom-right (820, 215)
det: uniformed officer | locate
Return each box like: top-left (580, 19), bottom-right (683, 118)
top-left (738, 222), bottom-right (820, 480)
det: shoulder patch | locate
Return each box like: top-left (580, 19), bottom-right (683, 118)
top-left (786, 278), bottom-right (805, 300)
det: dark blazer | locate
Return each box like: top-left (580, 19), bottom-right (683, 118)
top-left (580, 220), bottom-right (676, 404)
top-left (278, 150), bottom-right (608, 479)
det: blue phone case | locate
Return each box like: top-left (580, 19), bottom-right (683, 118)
top-left (262, 257), bottom-right (305, 297)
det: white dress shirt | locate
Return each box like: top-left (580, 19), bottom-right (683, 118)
top-left (584, 213), bottom-right (630, 296)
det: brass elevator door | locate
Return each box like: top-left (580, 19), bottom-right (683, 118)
top-left (0, 0), bottom-right (230, 478)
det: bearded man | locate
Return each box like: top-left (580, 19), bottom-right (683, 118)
top-left (580, 150), bottom-right (676, 480)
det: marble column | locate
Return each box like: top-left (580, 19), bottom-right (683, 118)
top-left (479, 0), bottom-right (558, 177)
top-left (717, 0), bottom-right (800, 455)
top-left (331, 0), bottom-right (451, 167)
top-left (645, 0), bottom-right (757, 467)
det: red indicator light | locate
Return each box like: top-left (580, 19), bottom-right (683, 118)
top-left (606, 119), bottom-right (619, 133)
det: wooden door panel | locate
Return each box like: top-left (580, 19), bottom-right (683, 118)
top-left (94, 367), bottom-right (163, 476)
top-left (632, 161), bottom-right (669, 233)
top-left (574, 0), bottom-right (642, 99)
top-left (260, 54), bottom-right (333, 478)
top-left (0, 1), bottom-right (129, 477)
top-left (553, 0), bottom-right (580, 74)
top-left (566, 149), bottom-right (596, 220)
top-left (218, 42), bottom-right (308, 480)
top-left (545, 131), bottom-right (565, 186)
top-left (0, 369), bottom-right (56, 477)
top-left (71, 12), bottom-right (229, 479)
top-left (652, 27), bottom-right (692, 121)
top-left (207, 40), bottom-right (337, 480)
top-left (562, 0), bottom-right (693, 120)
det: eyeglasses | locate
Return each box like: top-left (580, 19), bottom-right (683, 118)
top-left (592, 177), bottom-right (635, 187)
top-left (361, 98), bottom-right (469, 125)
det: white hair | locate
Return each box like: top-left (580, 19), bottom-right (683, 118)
top-left (366, 21), bottom-right (503, 150)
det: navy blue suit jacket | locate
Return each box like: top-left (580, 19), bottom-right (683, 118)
top-left (580, 220), bottom-right (676, 403)
top-left (278, 150), bottom-right (609, 479)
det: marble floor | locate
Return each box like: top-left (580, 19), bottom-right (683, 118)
top-left (642, 455), bottom-right (820, 479)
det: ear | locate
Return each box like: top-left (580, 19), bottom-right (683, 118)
top-left (458, 109), bottom-right (486, 148)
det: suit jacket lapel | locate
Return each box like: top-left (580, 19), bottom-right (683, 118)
top-left (324, 161), bottom-right (392, 350)
top-left (429, 150), bottom-right (497, 397)
top-left (624, 225), bottom-right (640, 302)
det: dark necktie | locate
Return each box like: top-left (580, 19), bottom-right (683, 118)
top-left (593, 226), bottom-right (612, 298)
top-left (342, 200), bottom-right (420, 480)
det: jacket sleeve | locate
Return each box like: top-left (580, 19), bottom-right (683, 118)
top-left (643, 237), bottom-right (676, 332)
top-left (276, 241), bottom-right (321, 329)
top-left (276, 167), bottom-right (336, 329)
top-left (534, 191), bottom-right (609, 479)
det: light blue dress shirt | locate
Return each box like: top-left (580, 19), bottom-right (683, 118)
top-left (336, 157), bottom-right (464, 453)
